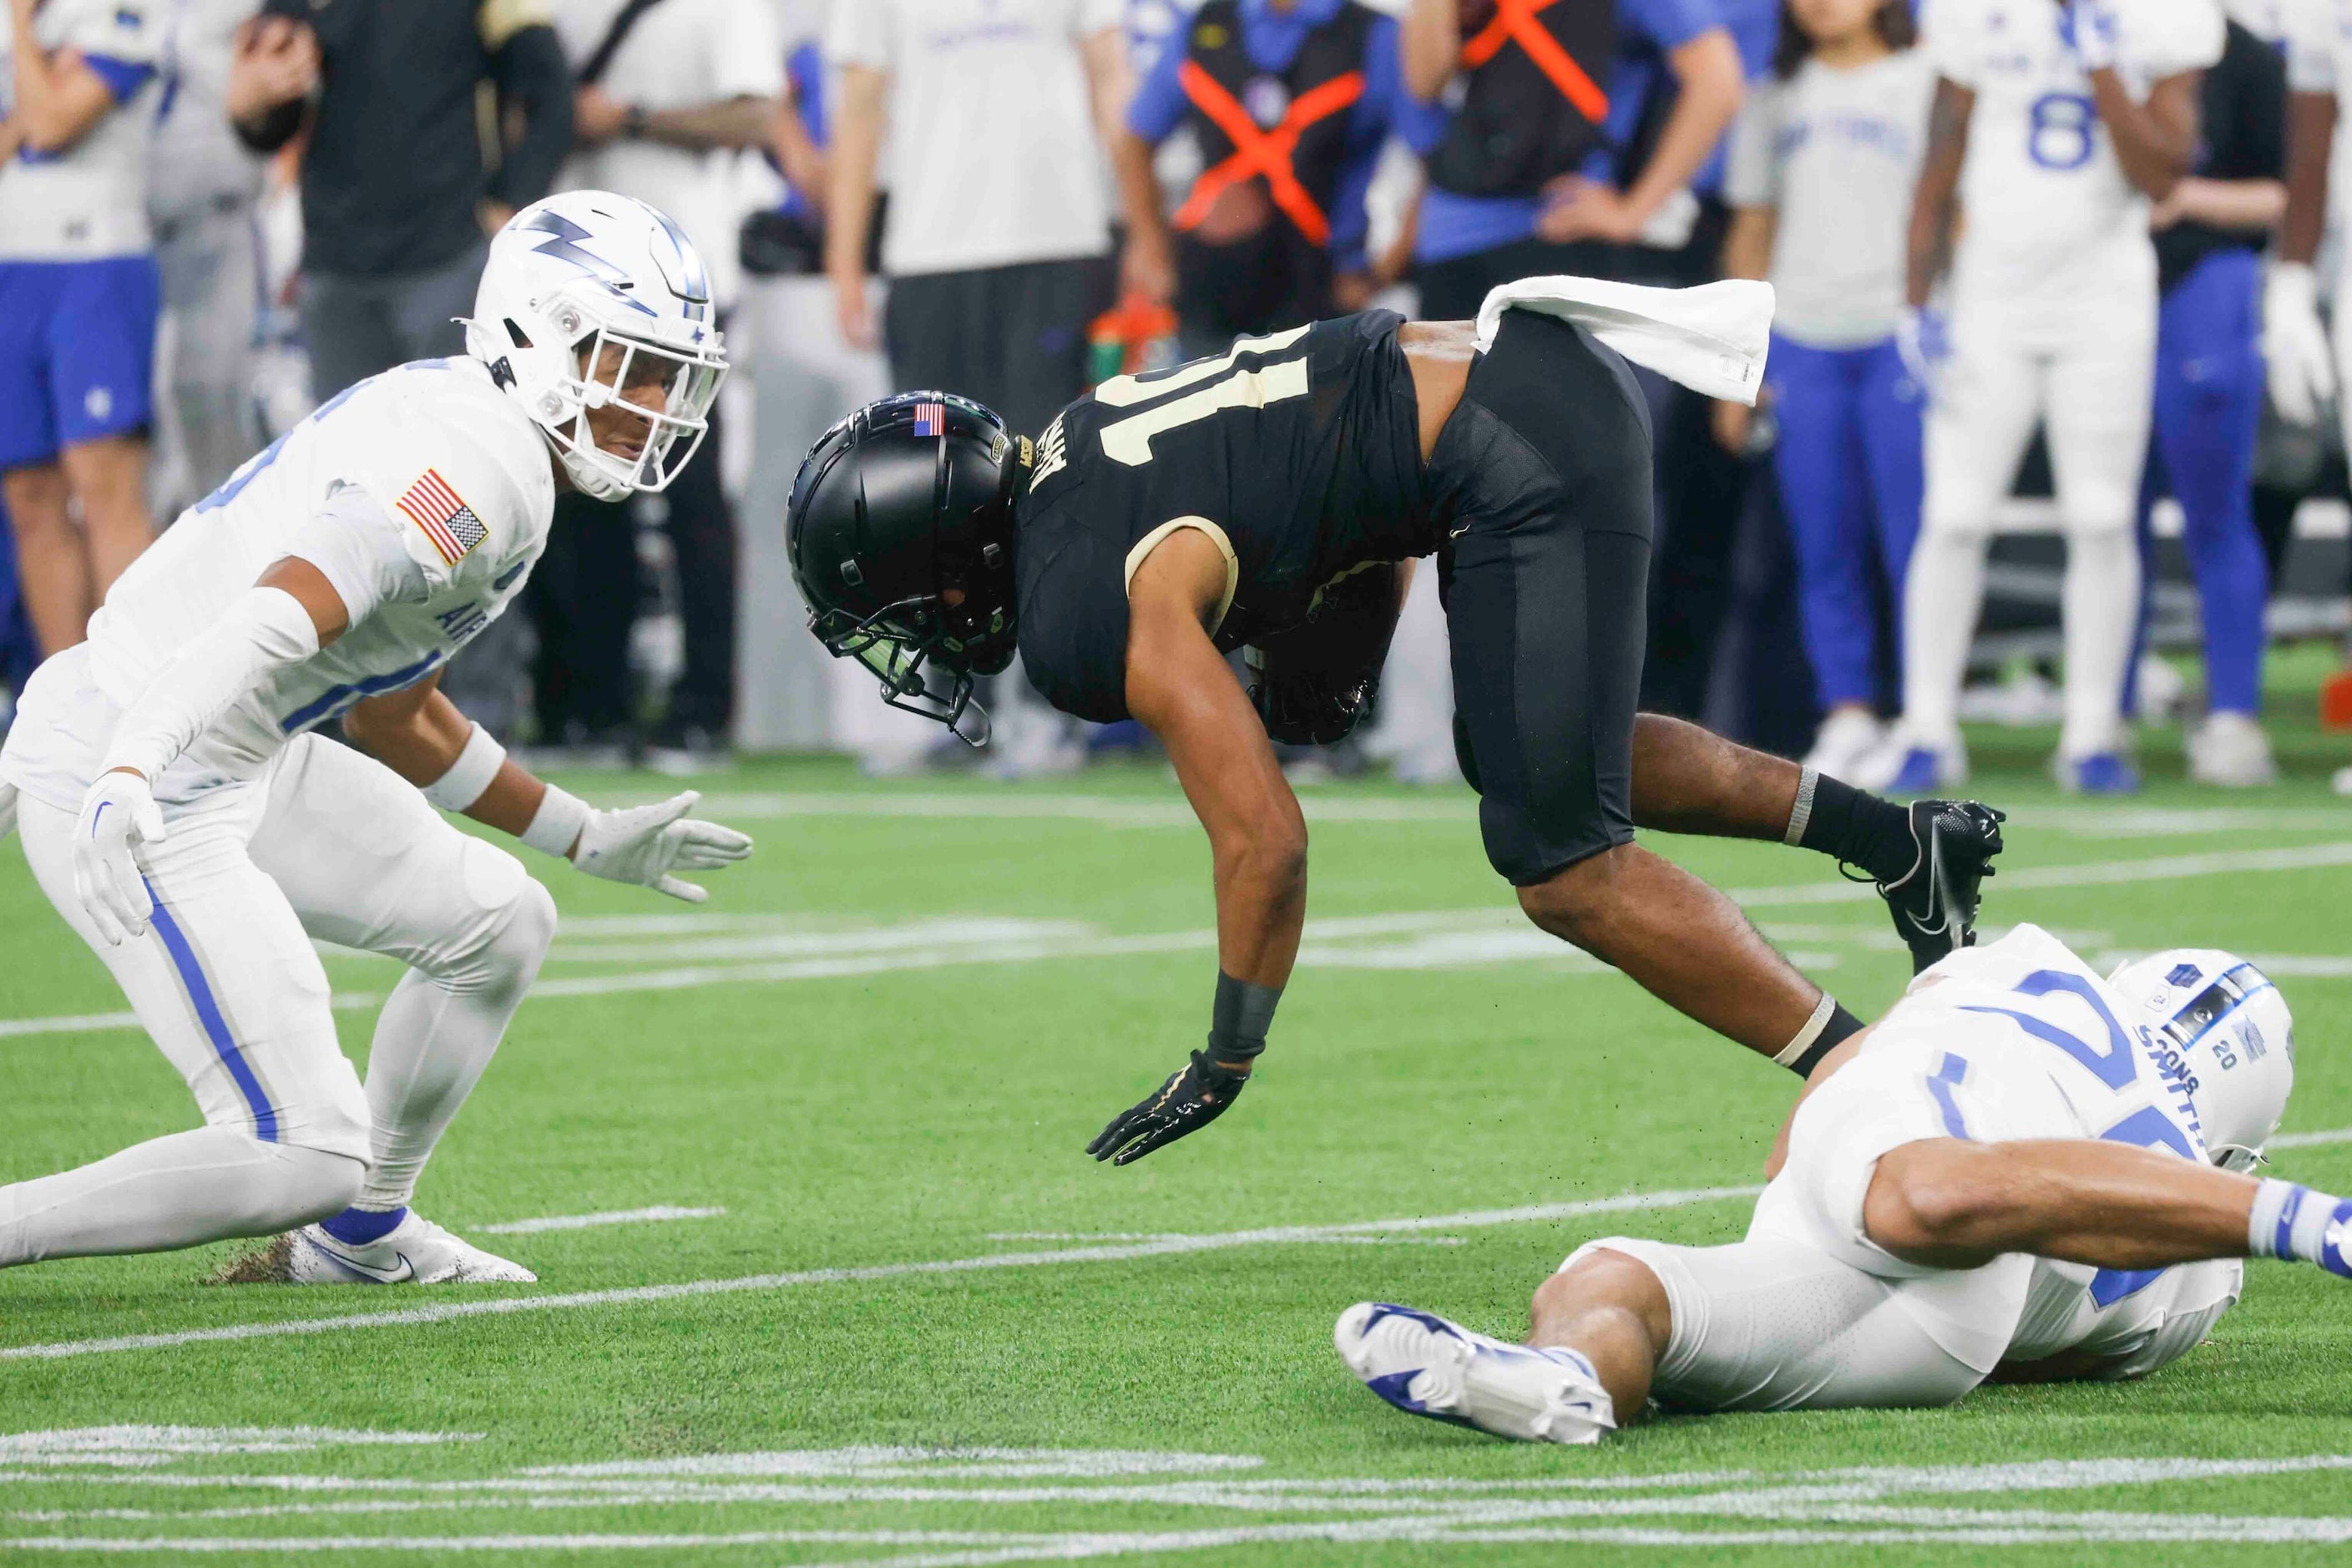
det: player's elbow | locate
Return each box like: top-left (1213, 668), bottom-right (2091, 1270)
top-left (1863, 1141), bottom-right (2006, 1259)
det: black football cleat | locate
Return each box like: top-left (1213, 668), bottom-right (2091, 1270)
top-left (1874, 800), bottom-right (2006, 975)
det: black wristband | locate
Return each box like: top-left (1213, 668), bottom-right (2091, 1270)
top-left (1788, 1002), bottom-right (1866, 1078)
top-left (1207, 971), bottom-right (1282, 1067)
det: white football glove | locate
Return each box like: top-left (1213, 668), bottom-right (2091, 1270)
top-left (571, 789), bottom-right (752, 904)
top-left (2264, 262), bottom-right (2338, 427)
top-left (1895, 305), bottom-right (1949, 403)
top-left (72, 769), bottom-right (168, 946)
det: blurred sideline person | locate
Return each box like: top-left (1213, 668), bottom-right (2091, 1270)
top-left (2135, 2), bottom-right (2286, 787)
top-left (532, 0), bottom-right (783, 762)
top-left (1, 0), bottom-right (165, 659)
top-left (1874, 0), bottom-right (2222, 797)
top-left (825, 0), bottom-right (1130, 441)
top-left (2269, 0), bottom-right (2352, 794)
top-left (0, 195), bottom-right (751, 1283)
top-left (1398, 0), bottom-right (1746, 320)
top-left (1112, 0), bottom-right (1409, 357)
top-left (1336, 927), bottom-right (2328, 1443)
top-left (791, 282), bottom-right (2008, 1171)
top-left (1718, 0), bottom-right (1930, 781)
top-left (229, 0), bottom-right (574, 741)
top-left (149, 0), bottom-right (273, 520)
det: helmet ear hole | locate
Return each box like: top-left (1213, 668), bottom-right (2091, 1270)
top-left (504, 318), bottom-right (533, 349)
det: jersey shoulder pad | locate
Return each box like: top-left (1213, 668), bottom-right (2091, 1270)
top-left (1015, 505), bottom-right (1134, 724)
top-left (367, 362), bottom-right (554, 591)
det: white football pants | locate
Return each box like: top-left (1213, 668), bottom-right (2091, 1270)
top-left (2, 733), bottom-right (554, 1267)
top-left (1902, 287), bottom-right (2155, 760)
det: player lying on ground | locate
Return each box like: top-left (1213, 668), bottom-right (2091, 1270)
top-left (786, 280), bottom-right (2006, 1166)
top-left (1336, 925), bottom-right (2339, 1443)
top-left (0, 192), bottom-right (751, 1284)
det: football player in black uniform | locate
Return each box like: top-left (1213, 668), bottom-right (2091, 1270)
top-left (787, 303), bottom-right (2006, 1166)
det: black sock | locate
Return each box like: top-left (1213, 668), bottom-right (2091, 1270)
top-left (1794, 771), bottom-right (1917, 886)
top-left (1786, 1003), bottom-right (1866, 1078)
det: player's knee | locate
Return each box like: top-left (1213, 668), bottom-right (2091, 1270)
top-left (1517, 848), bottom-right (1624, 948)
top-left (493, 876), bottom-right (559, 975)
top-left (1537, 1247), bottom-right (1653, 1321)
top-left (1864, 1141), bottom-right (2001, 1257)
top-left (433, 844), bottom-right (557, 993)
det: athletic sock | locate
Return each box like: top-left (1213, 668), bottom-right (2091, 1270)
top-left (2248, 1180), bottom-right (2352, 1277)
top-left (318, 1204), bottom-right (409, 1246)
top-left (1790, 768), bottom-right (1918, 887)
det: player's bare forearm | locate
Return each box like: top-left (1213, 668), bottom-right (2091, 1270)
top-left (343, 680), bottom-right (558, 846)
top-left (2283, 91), bottom-right (2337, 265)
top-left (1080, 28), bottom-right (1130, 169)
top-left (2092, 69), bottom-right (2199, 200)
top-left (9, 33), bottom-right (117, 153)
top-left (1626, 30), bottom-right (1743, 225)
top-left (1126, 532), bottom-right (1308, 990)
top-left (641, 94), bottom-right (776, 152)
top-left (1905, 79), bottom-right (1971, 306)
top-left (1863, 1137), bottom-right (2260, 1272)
top-left (1721, 206), bottom-right (1774, 284)
top-left (2158, 176), bottom-right (2285, 233)
top-left (1111, 130), bottom-right (1174, 255)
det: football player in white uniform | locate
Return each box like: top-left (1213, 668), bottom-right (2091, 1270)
top-left (1336, 927), bottom-right (2338, 1442)
top-left (0, 191), bottom-right (751, 1284)
top-left (1874, 0), bottom-right (2223, 795)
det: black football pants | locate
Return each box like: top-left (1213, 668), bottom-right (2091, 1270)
top-left (1429, 310), bottom-right (1652, 886)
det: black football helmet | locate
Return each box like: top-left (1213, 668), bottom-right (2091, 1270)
top-left (786, 392), bottom-right (1029, 741)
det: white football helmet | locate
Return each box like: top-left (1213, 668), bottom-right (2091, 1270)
top-left (2109, 949), bottom-right (2294, 1172)
top-left (464, 191), bottom-right (728, 500)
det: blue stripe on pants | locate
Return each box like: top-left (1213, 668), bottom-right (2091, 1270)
top-left (1925, 1051), bottom-right (1970, 1140)
top-left (142, 877), bottom-right (278, 1141)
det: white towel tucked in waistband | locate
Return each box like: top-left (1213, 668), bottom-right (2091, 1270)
top-left (1474, 276), bottom-right (1777, 407)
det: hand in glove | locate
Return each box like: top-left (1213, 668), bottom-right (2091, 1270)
top-left (73, 769), bottom-right (168, 946)
top-left (1085, 1051), bottom-right (1254, 1166)
top-left (2264, 262), bottom-right (2338, 428)
top-left (571, 790), bottom-right (752, 903)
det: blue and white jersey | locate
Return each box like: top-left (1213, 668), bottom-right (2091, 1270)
top-left (1889, 924), bottom-right (2243, 1374)
top-left (0, 0), bottom-right (166, 260)
top-left (1925, 0), bottom-right (2224, 302)
top-left (75, 359), bottom-right (554, 800)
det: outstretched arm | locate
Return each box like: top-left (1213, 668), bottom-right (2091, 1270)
top-left (1087, 528), bottom-right (1303, 1166)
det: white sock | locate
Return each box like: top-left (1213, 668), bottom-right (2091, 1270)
top-left (0, 1127), bottom-right (362, 1267)
top-left (1899, 526), bottom-right (1987, 750)
top-left (2249, 1179), bottom-right (2345, 1264)
top-left (354, 917), bottom-right (548, 1213)
top-left (2059, 527), bottom-right (2139, 758)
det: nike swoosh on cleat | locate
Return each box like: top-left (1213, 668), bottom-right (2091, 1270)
top-left (326, 1248), bottom-right (416, 1284)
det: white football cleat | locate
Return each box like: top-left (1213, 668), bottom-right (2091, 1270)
top-left (1334, 1301), bottom-right (1615, 1444)
top-left (1803, 708), bottom-right (1886, 782)
top-left (288, 1213), bottom-right (536, 1284)
top-left (2187, 711), bottom-right (2277, 788)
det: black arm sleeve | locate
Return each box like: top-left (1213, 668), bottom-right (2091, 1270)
top-left (231, 0), bottom-right (313, 154)
top-left (486, 23), bottom-right (574, 210)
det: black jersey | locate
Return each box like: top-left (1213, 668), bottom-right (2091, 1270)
top-left (1014, 311), bottom-right (1429, 722)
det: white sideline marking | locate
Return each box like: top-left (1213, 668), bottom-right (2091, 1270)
top-left (12, 837), bottom-right (2352, 1040)
top-left (2269, 1126), bottom-right (2352, 1150)
top-left (0, 1428), bottom-right (475, 1469)
top-left (0, 1185), bottom-right (1757, 1363)
top-left (474, 1207), bottom-right (725, 1237)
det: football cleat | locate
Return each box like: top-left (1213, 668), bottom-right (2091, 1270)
top-left (1333, 1302), bottom-right (1616, 1444)
top-left (286, 1213), bottom-right (536, 1285)
top-left (2057, 751), bottom-right (2140, 796)
top-left (2186, 713), bottom-right (2277, 789)
top-left (1873, 799), bottom-right (2006, 975)
top-left (1802, 709), bottom-right (1885, 783)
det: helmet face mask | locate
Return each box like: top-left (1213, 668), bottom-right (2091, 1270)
top-left (2110, 949), bottom-right (2295, 1172)
top-left (787, 392), bottom-right (1025, 746)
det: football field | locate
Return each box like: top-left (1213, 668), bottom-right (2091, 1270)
top-left (3, 731), bottom-right (2351, 1564)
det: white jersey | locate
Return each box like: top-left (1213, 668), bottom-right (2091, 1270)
top-left (1925, 0), bottom-right (2224, 304)
top-left (1889, 925), bottom-right (2243, 1373)
top-left (0, 0), bottom-right (165, 260)
top-left (3, 359), bottom-right (554, 812)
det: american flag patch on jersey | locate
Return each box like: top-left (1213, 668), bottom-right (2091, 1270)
top-left (395, 469), bottom-right (488, 566)
top-left (912, 400), bottom-right (946, 438)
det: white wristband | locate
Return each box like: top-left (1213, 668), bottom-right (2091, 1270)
top-left (421, 722), bottom-right (507, 812)
top-left (520, 783), bottom-right (592, 859)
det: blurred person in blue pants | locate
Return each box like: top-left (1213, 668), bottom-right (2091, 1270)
top-left (2133, 5), bottom-right (2285, 786)
top-left (1718, 0), bottom-right (1932, 779)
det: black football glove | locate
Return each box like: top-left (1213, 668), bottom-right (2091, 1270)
top-left (1085, 1050), bottom-right (1253, 1166)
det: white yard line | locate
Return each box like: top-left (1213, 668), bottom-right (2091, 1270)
top-left (473, 1208), bottom-right (725, 1237)
top-left (0, 1186), bottom-right (1757, 1363)
top-left (2269, 1126), bottom-right (2352, 1150)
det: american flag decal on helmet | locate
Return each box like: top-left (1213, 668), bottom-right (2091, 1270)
top-left (913, 401), bottom-right (946, 437)
top-left (396, 469), bottom-right (488, 565)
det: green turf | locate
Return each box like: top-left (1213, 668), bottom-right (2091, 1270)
top-left (3, 735), bottom-right (2350, 1564)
